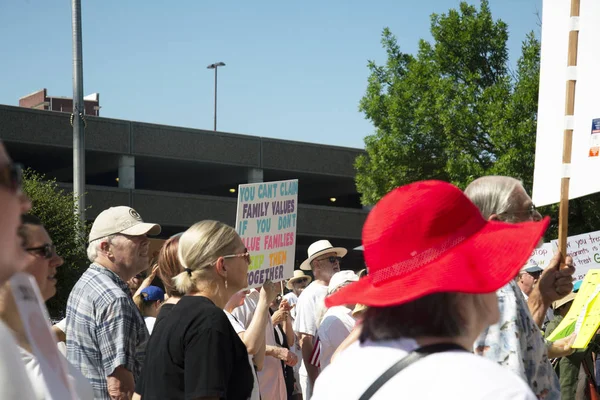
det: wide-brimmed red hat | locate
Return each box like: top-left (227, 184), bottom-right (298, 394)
top-left (326, 180), bottom-right (549, 308)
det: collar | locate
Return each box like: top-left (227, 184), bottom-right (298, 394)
top-left (90, 263), bottom-right (130, 295)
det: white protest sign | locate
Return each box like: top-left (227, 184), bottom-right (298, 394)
top-left (551, 230), bottom-right (600, 282)
top-left (235, 179), bottom-right (298, 288)
top-left (533, 0), bottom-right (600, 206)
top-left (527, 243), bottom-right (554, 270)
top-left (10, 273), bottom-right (76, 400)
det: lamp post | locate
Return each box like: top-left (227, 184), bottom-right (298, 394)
top-left (207, 62), bottom-right (225, 131)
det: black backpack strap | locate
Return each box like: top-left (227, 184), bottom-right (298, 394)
top-left (358, 343), bottom-right (467, 400)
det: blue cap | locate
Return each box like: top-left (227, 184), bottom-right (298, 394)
top-left (140, 286), bottom-right (165, 302)
top-left (573, 280), bottom-right (583, 293)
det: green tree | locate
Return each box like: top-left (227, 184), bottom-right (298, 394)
top-left (22, 168), bottom-right (88, 319)
top-left (356, 0), bottom-right (536, 204)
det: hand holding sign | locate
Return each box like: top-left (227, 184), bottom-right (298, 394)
top-left (538, 252), bottom-right (575, 303)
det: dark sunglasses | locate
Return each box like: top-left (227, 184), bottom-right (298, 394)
top-left (0, 163), bottom-right (23, 194)
top-left (528, 271), bottom-right (542, 280)
top-left (25, 243), bottom-right (56, 259)
top-left (317, 256), bottom-right (342, 264)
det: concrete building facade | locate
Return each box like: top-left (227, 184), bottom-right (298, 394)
top-left (0, 104), bottom-right (367, 269)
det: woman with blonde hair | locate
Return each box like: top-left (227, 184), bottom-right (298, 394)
top-left (137, 220), bottom-right (253, 400)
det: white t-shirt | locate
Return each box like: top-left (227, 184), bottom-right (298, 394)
top-left (232, 289), bottom-right (287, 400)
top-left (316, 306), bottom-right (355, 370)
top-left (144, 316), bottom-right (156, 335)
top-left (283, 292), bottom-right (298, 319)
top-left (293, 282), bottom-right (328, 377)
top-left (0, 321), bottom-right (37, 399)
top-left (312, 338), bottom-right (537, 400)
top-left (21, 346), bottom-right (94, 400)
top-left (224, 310), bottom-right (260, 400)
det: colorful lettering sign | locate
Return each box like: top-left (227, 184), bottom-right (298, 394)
top-left (551, 230), bottom-right (600, 282)
top-left (235, 179), bottom-right (298, 288)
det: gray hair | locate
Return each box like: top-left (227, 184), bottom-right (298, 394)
top-left (86, 235), bottom-right (116, 262)
top-left (464, 176), bottom-right (523, 220)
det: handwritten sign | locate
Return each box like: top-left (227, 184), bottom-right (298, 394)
top-left (235, 179), bottom-right (298, 288)
top-left (527, 243), bottom-right (554, 270)
top-left (10, 273), bottom-right (76, 400)
top-left (547, 269), bottom-right (600, 349)
top-left (551, 230), bottom-right (600, 281)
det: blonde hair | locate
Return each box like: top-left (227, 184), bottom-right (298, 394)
top-left (133, 293), bottom-right (158, 317)
top-left (174, 220), bottom-right (240, 295)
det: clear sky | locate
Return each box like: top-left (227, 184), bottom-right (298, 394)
top-left (0, 0), bottom-right (542, 149)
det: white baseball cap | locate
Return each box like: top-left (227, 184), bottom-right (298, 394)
top-left (328, 270), bottom-right (359, 295)
top-left (89, 206), bottom-right (161, 243)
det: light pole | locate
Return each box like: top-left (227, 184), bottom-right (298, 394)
top-left (207, 62), bottom-right (225, 131)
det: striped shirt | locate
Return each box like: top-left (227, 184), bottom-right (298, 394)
top-left (66, 263), bottom-right (149, 400)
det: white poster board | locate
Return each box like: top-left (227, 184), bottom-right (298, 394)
top-left (10, 273), bottom-right (76, 400)
top-left (533, 0), bottom-right (600, 206)
top-left (551, 230), bottom-right (600, 282)
top-left (235, 179), bottom-right (298, 288)
top-left (528, 243), bottom-right (554, 270)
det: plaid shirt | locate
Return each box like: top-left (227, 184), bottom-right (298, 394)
top-left (66, 263), bottom-right (149, 400)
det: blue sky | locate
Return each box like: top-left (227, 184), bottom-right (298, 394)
top-left (0, 0), bottom-right (542, 149)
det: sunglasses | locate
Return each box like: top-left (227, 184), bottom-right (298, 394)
top-left (223, 249), bottom-right (251, 265)
top-left (25, 243), bottom-right (56, 259)
top-left (0, 163), bottom-right (23, 194)
top-left (317, 256), bottom-right (342, 264)
top-left (528, 271), bottom-right (542, 280)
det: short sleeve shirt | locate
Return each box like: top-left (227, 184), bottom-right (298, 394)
top-left (316, 305), bottom-right (356, 369)
top-left (137, 296), bottom-right (253, 400)
top-left (474, 280), bottom-right (560, 399)
top-left (293, 282), bottom-right (328, 337)
top-left (66, 264), bottom-right (149, 400)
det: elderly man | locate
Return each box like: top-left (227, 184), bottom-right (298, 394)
top-left (66, 206), bottom-right (160, 400)
top-left (465, 176), bottom-right (575, 400)
top-left (294, 240), bottom-right (346, 399)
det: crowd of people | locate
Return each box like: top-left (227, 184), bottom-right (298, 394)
top-left (0, 137), bottom-right (596, 399)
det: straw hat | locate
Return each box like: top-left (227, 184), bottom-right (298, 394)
top-left (300, 240), bottom-right (347, 271)
top-left (286, 270), bottom-right (312, 290)
top-left (552, 292), bottom-right (576, 310)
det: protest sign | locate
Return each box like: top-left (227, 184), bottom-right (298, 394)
top-left (10, 273), bottom-right (76, 400)
top-left (527, 243), bottom-right (554, 270)
top-left (547, 269), bottom-right (600, 349)
top-left (533, 0), bottom-right (600, 206)
top-left (235, 179), bottom-right (298, 288)
top-left (551, 230), bottom-right (600, 282)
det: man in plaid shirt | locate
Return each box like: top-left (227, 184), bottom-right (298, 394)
top-left (66, 206), bottom-right (160, 400)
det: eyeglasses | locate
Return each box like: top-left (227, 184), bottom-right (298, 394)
top-left (317, 256), bottom-right (342, 264)
top-left (0, 163), bottom-right (23, 194)
top-left (500, 204), bottom-right (538, 219)
top-left (528, 271), bottom-right (542, 280)
top-left (295, 278), bottom-right (309, 285)
top-left (25, 243), bottom-right (56, 260)
top-left (223, 249), bottom-right (251, 265)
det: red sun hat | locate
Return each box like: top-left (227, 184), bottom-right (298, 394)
top-left (325, 180), bottom-right (549, 308)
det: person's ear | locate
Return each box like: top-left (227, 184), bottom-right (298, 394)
top-left (488, 214), bottom-right (500, 222)
top-left (215, 257), bottom-right (227, 278)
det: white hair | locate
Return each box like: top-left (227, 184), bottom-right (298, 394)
top-left (86, 235), bottom-right (116, 262)
top-left (464, 176), bottom-right (523, 219)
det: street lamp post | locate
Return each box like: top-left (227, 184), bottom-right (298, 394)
top-left (207, 62), bottom-right (225, 131)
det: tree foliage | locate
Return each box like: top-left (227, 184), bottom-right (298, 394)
top-left (22, 168), bottom-right (88, 319)
top-left (356, 0), bottom-right (537, 203)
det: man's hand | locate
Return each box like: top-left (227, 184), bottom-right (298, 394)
top-left (260, 280), bottom-right (278, 304)
top-left (537, 253), bottom-right (575, 303)
top-left (548, 333), bottom-right (577, 358)
top-left (275, 347), bottom-right (298, 366)
top-left (271, 309), bottom-right (289, 326)
top-left (107, 366), bottom-right (135, 400)
top-left (279, 298), bottom-right (292, 312)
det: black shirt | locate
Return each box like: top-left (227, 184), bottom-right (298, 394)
top-left (155, 302), bottom-right (175, 326)
top-left (138, 296), bottom-right (253, 400)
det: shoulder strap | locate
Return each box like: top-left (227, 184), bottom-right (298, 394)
top-left (358, 343), bottom-right (466, 400)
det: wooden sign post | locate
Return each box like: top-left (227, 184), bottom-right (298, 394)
top-left (558, 0), bottom-right (581, 264)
